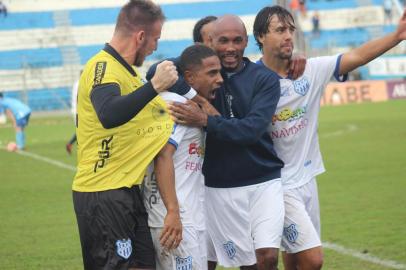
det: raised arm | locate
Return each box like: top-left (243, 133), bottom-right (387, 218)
top-left (91, 61), bottom-right (177, 129)
top-left (339, 9), bottom-right (406, 75)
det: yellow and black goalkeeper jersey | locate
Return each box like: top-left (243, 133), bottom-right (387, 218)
top-left (73, 45), bottom-right (173, 192)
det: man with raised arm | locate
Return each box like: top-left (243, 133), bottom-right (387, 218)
top-left (253, 5), bottom-right (406, 270)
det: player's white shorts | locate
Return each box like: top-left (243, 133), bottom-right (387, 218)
top-left (281, 178), bottom-right (321, 254)
top-left (205, 179), bottom-right (284, 267)
top-left (150, 227), bottom-right (207, 270)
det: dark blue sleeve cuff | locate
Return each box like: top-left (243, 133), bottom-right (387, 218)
top-left (334, 54), bottom-right (348, 82)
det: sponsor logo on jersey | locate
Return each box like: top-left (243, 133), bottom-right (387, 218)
top-left (270, 118), bottom-right (308, 139)
top-left (135, 123), bottom-right (172, 138)
top-left (116, 238), bottom-right (132, 259)
top-left (284, 224), bottom-right (299, 243)
top-left (175, 256), bottom-right (193, 270)
top-left (145, 172), bottom-right (160, 208)
top-left (185, 161), bottom-right (202, 172)
top-left (188, 142), bottom-right (204, 157)
top-left (272, 105), bottom-right (307, 125)
top-left (293, 77), bottom-right (310, 96)
top-left (134, 104), bottom-right (172, 138)
top-left (93, 61), bottom-right (107, 87)
top-left (94, 135), bottom-right (113, 172)
top-left (223, 241), bottom-right (237, 259)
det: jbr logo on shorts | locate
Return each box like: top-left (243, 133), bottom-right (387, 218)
top-left (223, 241), bottom-right (236, 259)
top-left (116, 238), bottom-right (132, 259)
top-left (284, 224), bottom-right (299, 243)
top-left (175, 256), bottom-right (192, 270)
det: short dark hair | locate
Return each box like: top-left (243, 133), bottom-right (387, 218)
top-left (115, 0), bottom-right (165, 35)
top-left (253, 5), bottom-right (295, 51)
top-left (193, 16), bottom-right (217, 43)
top-left (179, 44), bottom-right (217, 74)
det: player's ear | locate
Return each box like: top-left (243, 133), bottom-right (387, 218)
top-left (184, 70), bottom-right (194, 85)
top-left (135, 30), bottom-right (145, 45)
top-left (208, 34), bottom-right (214, 48)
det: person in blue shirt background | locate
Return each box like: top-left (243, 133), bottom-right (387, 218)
top-left (0, 92), bottom-right (31, 150)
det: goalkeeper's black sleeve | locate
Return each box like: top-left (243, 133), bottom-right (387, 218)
top-left (90, 82), bottom-right (157, 129)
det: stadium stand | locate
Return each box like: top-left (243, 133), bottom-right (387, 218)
top-left (0, 0), bottom-right (404, 111)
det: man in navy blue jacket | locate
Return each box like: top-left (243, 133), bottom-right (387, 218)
top-left (170, 15), bottom-right (284, 270)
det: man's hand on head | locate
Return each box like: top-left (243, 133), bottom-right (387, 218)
top-left (168, 100), bottom-right (208, 127)
top-left (151, 60), bottom-right (178, 93)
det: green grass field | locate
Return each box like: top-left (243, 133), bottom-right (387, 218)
top-left (1, 100), bottom-right (405, 270)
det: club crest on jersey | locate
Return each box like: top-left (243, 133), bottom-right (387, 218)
top-left (284, 224), bottom-right (299, 243)
top-left (116, 238), bottom-right (132, 259)
top-left (223, 241), bottom-right (237, 259)
top-left (293, 77), bottom-right (310, 96)
top-left (175, 256), bottom-right (193, 270)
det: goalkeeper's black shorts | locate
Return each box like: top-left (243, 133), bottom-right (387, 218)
top-left (73, 185), bottom-right (155, 270)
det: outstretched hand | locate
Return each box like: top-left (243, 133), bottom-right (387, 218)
top-left (396, 9), bottom-right (406, 41)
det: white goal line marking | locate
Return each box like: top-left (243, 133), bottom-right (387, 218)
top-left (321, 124), bottom-right (358, 138)
top-left (2, 146), bottom-right (406, 269)
top-left (0, 147), bottom-right (76, 172)
top-left (323, 242), bottom-right (406, 269)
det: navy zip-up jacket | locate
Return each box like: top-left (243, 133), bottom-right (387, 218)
top-left (204, 58), bottom-right (284, 188)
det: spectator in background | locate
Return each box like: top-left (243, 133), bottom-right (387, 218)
top-left (299, 0), bottom-right (306, 17)
top-left (384, 0), bottom-right (393, 25)
top-left (312, 11), bottom-right (320, 37)
top-left (0, 93), bottom-right (31, 150)
top-left (289, 0), bottom-right (300, 18)
top-left (0, 1), bottom-right (7, 17)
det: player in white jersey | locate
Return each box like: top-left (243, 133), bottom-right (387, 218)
top-left (143, 44), bottom-right (223, 270)
top-left (253, 5), bottom-right (406, 270)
